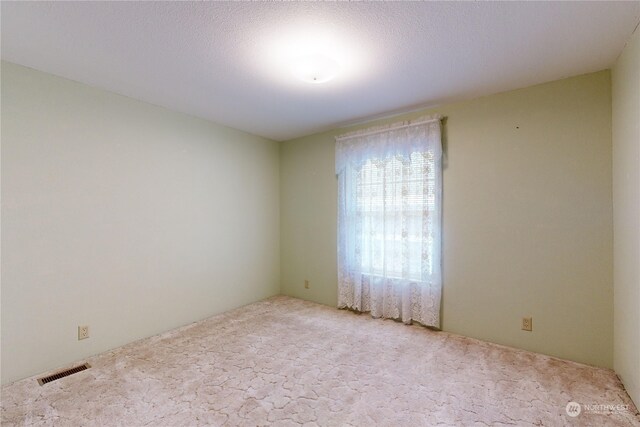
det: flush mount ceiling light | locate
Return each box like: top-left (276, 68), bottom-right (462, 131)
top-left (292, 54), bottom-right (340, 84)
top-left (263, 25), bottom-right (365, 87)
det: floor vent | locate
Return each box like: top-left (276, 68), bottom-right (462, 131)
top-left (37, 363), bottom-right (91, 386)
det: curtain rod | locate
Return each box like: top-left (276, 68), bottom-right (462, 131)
top-left (335, 116), bottom-right (442, 141)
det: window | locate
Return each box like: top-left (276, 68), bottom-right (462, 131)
top-left (335, 116), bottom-right (443, 327)
top-left (356, 152), bottom-right (437, 281)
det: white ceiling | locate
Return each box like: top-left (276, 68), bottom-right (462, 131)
top-left (2, 2), bottom-right (639, 141)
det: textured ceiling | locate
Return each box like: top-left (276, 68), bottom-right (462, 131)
top-left (2, 2), bottom-right (639, 141)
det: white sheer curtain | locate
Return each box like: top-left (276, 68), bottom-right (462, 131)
top-left (335, 115), bottom-right (443, 328)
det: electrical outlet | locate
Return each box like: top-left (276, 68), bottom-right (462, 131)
top-left (522, 317), bottom-right (532, 332)
top-left (78, 325), bottom-right (89, 340)
top-left (304, 280), bottom-right (310, 289)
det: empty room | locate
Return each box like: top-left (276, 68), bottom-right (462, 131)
top-left (1, 1), bottom-right (639, 426)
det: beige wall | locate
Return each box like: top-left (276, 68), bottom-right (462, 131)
top-left (281, 71), bottom-right (614, 368)
top-left (1, 62), bottom-right (281, 385)
top-left (612, 27), bottom-right (640, 406)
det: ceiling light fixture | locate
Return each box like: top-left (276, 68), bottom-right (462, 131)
top-left (292, 54), bottom-right (340, 84)
top-left (264, 26), bottom-right (364, 87)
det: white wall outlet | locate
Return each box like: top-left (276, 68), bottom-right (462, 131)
top-left (522, 317), bottom-right (532, 332)
top-left (304, 280), bottom-right (310, 289)
top-left (78, 325), bottom-right (89, 340)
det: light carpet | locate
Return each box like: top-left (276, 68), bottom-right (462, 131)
top-left (1, 296), bottom-right (638, 426)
